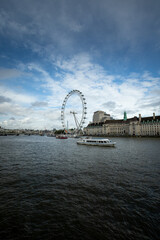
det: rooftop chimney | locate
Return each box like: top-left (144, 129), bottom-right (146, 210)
top-left (139, 114), bottom-right (141, 123)
top-left (153, 113), bottom-right (155, 120)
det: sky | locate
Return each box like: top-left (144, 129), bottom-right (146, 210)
top-left (0, 0), bottom-right (160, 130)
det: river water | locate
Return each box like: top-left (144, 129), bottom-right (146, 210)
top-left (0, 135), bottom-right (159, 240)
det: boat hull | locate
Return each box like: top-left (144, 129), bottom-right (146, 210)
top-left (56, 136), bottom-right (68, 139)
top-left (77, 141), bottom-right (116, 147)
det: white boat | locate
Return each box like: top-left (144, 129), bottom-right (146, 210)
top-left (77, 138), bottom-right (116, 147)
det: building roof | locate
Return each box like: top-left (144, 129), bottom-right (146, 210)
top-left (94, 110), bottom-right (105, 113)
top-left (87, 115), bottom-right (160, 127)
top-left (141, 116), bottom-right (160, 122)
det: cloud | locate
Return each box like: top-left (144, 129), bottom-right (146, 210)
top-left (0, 86), bottom-right (36, 104)
top-left (141, 101), bottom-right (160, 109)
top-left (9, 117), bottom-right (15, 120)
top-left (1, 0), bottom-right (160, 61)
top-left (0, 96), bottom-right (12, 103)
top-left (0, 112), bottom-right (7, 116)
top-left (0, 107), bottom-right (60, 130)
top-left (0, 102), bottom-right (30, 117)
top-left (102, 101), bottom-right (117, 110)
top-left (0, 68), bottom-right (22, 80)
top-left (31, 101), bottom-right (48, 107)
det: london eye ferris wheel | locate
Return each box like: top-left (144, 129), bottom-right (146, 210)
top-left (61, 90), bottom-right (87, 133)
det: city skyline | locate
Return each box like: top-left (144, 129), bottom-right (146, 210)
top-left (0, 0), bottom-right (160, 130)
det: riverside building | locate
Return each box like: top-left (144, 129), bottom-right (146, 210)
top-left (93, 111), bottom-right (113, 123)
top-left (84, 112), bottom-right (160, 137)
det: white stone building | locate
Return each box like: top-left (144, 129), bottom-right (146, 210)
top-left (84, 113), bottom-right (160, 137)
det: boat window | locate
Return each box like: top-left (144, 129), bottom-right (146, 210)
top-left (87, 140), bottom-right (96, 142)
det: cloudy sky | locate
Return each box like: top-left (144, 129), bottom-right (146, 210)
top-left (0, 0), bottom-right (160, 130)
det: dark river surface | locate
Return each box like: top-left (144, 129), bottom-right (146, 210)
top-left (0, 135), bottom-right (160, 240)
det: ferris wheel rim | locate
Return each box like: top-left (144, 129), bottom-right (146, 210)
top-left (61, 89), bottom-right (87, 130)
